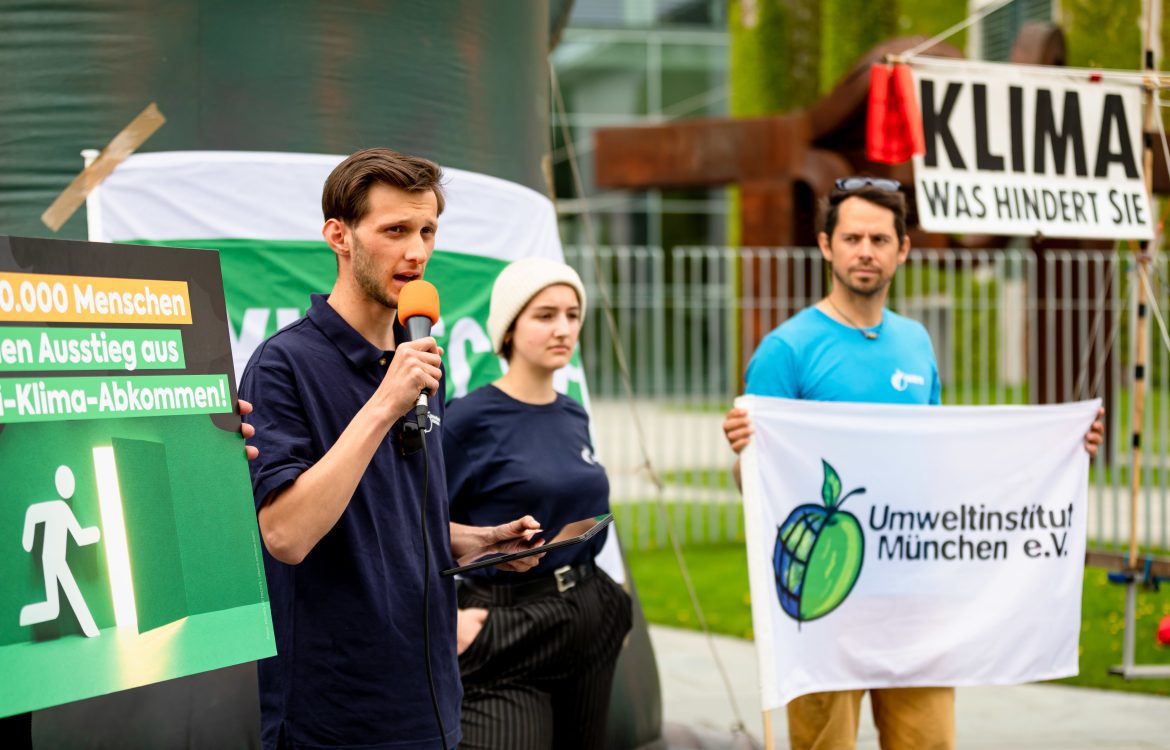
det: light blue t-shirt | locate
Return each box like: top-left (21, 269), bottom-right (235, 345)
top-left (745, 306), bottom-right (941, 405)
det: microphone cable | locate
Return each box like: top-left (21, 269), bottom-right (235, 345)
top-left (417, 427), bottom-right (448, 749)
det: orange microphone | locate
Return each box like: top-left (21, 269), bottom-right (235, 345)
top-left (398, 280), bottom-right (440, 343)
top-left (397, 280), bottom-right (441, 428)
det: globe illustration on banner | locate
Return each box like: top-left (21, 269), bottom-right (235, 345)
top-left (773, 460), bottom-right (866, 624)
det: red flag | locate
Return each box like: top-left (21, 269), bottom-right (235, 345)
top-left (866, 63), bottom-right (925, 165)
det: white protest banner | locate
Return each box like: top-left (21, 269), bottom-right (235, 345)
top-left (738, 396), bottom-right (1099, 708)
top-left (910, 57), bottom-right (1151, 240)
top-left (93, 151), bottom-right (566, 393)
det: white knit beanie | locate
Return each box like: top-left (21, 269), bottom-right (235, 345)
top-left (487, 257), bottom-right (587, 355)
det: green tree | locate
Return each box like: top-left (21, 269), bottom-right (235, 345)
top-left (1062, 1), bottom-right (1143, 71)
top-left (820, 0), bottom-right (897, 94)
top-left (897, 0), bottom-right (967, 50)
top-left (729, 0), bottom-right (822, 117)
top-left (728, 0), bottom-right (821, 245)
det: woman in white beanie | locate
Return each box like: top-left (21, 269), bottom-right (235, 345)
top-left (442, 257), bottom-right (631, 750)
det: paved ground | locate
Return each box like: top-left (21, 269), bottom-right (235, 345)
top-left (650, 625), bottom-right (1170, 749)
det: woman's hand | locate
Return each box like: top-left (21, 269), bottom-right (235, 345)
top-left (457, 607), bottom-right (488, 655)
top-left (450, 516), bottom-right (546, 568)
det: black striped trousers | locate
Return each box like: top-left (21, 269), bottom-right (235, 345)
top-left (456, 569), bottom-right (632, 750)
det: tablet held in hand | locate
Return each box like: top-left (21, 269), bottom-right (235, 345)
top-left (442, 513), bottom-right (613, 577)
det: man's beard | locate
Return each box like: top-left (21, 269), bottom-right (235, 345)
top-left (351, 234), bottom-right (397, 310)
top-left (833, 265), bottom-right (888, 298)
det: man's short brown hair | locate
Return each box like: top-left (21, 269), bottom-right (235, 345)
top-left (821, 184), bottom-right (908, 245)
top-left (322, 147), bottom-right (446, 225)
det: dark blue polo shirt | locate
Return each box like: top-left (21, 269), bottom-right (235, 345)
top-left (443, 385), bottom-right (610, 582)
top-left (241, 294), bottom-right (460, 750)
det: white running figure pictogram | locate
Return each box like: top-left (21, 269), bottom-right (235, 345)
top-left (19, 465), bottom-right (102, 638)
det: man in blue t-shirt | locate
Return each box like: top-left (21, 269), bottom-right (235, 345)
top-left (241, 148), bottom-right (542, 750)
top-left (723, 178), bottom-right (1104, 750)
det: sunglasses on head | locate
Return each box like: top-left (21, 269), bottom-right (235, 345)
top-left (834, 177), bottom-right (901, 192)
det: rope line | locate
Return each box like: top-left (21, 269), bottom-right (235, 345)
top-left (899, 0), bottom-right (1016, 62)
top-left (1088, 262), bottom-right (1133, 401)
top-left (1141, 265), bottom-right (1170, 357)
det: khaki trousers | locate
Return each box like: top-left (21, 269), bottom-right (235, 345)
top-left (786, 687), bottom-right (956, 750)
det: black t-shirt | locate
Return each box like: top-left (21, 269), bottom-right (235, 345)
top-left (443, 384), bottom-right (610, 582)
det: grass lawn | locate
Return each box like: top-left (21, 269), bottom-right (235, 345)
top-left (626, 542), bottom-right (1170, 697)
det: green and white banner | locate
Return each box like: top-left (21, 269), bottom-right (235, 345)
top-left (94, 151), bottom-right (591, 407)
top-left (95, 151), bottom-right (621, 585)
top-left (0, 236), bottom-right (273, 718)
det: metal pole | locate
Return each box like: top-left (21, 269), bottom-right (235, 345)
top-left (1129, 0), bottom-right (1160, 572)
top-left (81, 149), bottom-right (101, 241)
top-left (1122, 581), bottom-right (1138, 673)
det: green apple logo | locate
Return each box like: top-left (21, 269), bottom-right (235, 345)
top-left (773, 459), bottom-right (865, 623)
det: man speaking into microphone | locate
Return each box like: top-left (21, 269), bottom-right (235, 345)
top-left (240, 148), bottom-right (541, 750)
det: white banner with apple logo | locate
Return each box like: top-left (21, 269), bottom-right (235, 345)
top-left (738, 395), bottom-right (1099, 708)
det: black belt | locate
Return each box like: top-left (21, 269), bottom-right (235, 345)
top-left (462, 561), bottom-right (597, 606)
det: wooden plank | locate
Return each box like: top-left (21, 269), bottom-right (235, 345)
top-left (41, 103), bottom-right (166, 232)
